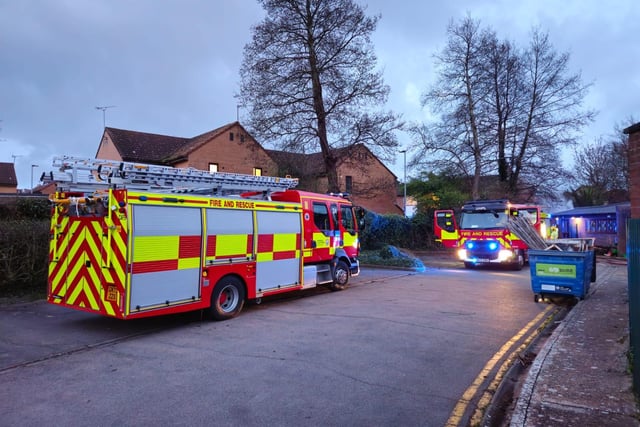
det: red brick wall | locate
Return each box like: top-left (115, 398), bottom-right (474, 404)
top-left (627, 123), bottom-right (640, 218)
top-left (187, 124), bottom-right (278, 176)
top-left (95, 133), bottom-right (122, 161)
top-left (337, 146), bottom-right (401, 215)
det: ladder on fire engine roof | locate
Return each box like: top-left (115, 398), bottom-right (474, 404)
top-left (42, 155), bottom-right (299, 196)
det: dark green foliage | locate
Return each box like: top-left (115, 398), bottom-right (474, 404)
top-left (0, 219), bottom-right (49, 297)
top-left (0, 196), bottom-right (50, 220)
top-left (0, 197), bottom-right (51, 297)
top-left (359, 172), bottom-right (471, 251)
top-left (359, 246), bottom-right (423, 268)
top-left (16, 197), bottom-right (51, 219)
top-left (359, 210), bottom-right (435, 250)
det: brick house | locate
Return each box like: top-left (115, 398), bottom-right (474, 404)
top-left (625, 122), bottom-right (640, 219)
top-left (0, 162), bottom-right (18, 194)
top-left (97, 122), bottom-right (278, 176)
top-left (267, 144), bottom-right (401, 214)
top-left (95, 122), bottom-right (401, 214)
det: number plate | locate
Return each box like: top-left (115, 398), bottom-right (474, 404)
top-left (106, 285), bottom-right (118, 302)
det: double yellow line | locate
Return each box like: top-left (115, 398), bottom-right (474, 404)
top-left (445, 304), bottom-right (558, 426)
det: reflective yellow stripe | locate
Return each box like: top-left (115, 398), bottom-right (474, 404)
top-left (257, 252), bottom-right (273, 262)
top-left (273, 233), bottom-right (297, 251)
top-left (312, 232), bottom-right (330, 249)
top-left (133, 236), bottom-right (179, 262)
top-left (214, 234), bottom-right (248, 257)
top-left (178, 258), bottom-right (200, 269)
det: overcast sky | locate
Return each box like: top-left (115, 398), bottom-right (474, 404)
top-left (1, 0), bottom-right (638, 190)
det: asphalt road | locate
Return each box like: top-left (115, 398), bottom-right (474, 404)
top-left (0, 263), bottom-right (552, 427)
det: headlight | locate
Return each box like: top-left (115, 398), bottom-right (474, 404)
top-left (498, 250), bottom-right (513, 262)
top-left (457, 249), bottom-right (467, 260)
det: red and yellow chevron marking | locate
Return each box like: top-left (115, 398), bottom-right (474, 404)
top-left (131, 235), bottom-right (202, 273)
top-left (48, 191), bottom-right (129, 318)
top-left (256, 233), bottom-right (301, 262)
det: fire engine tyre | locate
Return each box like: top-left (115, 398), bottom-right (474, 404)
top-left (512, 251), bottom-right (525, 271)
top-left (329, 260), bottom-right (350, 291)
top-left (209, 276), bottom-right (245, 321)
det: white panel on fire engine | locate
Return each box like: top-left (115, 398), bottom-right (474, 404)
top-left (302, 265), bottom-right (317, 289)
top-left (255, 210), bottom-right (302, 292)
top-left (129, 205), bottom-right (202, 310)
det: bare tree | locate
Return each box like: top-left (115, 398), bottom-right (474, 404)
top-left (411, 17), bottom-right (594, 202)
top-left (567, 119), bottom-right (633, 205)
top-left (504, 29), bottom-right (594, 199)
top-left (413, 17), bottom-right (491, 199)
top-left (239, 0), bottom-right (401, 192)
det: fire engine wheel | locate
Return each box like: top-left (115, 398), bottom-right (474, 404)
top-left (209, 276), bottom-right (245, 321)
top-left (329, 260), bottom-right (350, 291)
top-left (512, 251), bottom-right (525, 271)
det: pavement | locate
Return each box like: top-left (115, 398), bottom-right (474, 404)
top-left (508, 258), bottom-right (640, 426)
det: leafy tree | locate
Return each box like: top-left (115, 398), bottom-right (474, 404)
top-left (406, 172), bottom-right (469, 214)
top-left (410, 16), bottom-right (594, 201)
top-left (239, 0), bottom-right (402, 192)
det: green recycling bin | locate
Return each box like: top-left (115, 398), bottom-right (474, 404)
top-left (529, 249), bottom-right (595, 301)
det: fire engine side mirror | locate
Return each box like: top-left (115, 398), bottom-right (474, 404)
top-left (435, 210), bottom-right (456, 233)
top-left (355, 206), bottom-right (366, 231)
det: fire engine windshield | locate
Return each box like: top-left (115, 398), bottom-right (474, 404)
top-left (459, 210), bottom-right (508, 229)
top-left (516, 208), bottom-right (538, 224)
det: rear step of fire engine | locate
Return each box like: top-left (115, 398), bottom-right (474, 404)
top-left (43, 155), bottom-right (298, 195)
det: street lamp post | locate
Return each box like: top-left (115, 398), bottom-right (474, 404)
top-left (31, 164), bottom-right (38, 192)
top-left (399, 149), bottom-right (407, 216)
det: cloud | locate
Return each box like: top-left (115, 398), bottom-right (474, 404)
top-left (1, 0), bottom-right (638, 189)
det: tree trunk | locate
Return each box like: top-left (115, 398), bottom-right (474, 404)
top-left (305, 1), bottom-right (340, 192)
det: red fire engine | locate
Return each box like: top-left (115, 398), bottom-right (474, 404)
top-left (434, 199), bottom-right (545, 270)
top-left (45, 156), bottom-right (363, 320)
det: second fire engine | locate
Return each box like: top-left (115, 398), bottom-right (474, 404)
top-left (434, 199), bottom-right (545, 270)
top-left (46, 156), bottom-right (363, 320)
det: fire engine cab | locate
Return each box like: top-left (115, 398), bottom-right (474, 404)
top-left (434, 199), bottom-right (544, 270)
top-left (45, 156), bottom-right (363, 320)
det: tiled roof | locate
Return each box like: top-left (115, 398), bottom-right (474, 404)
top-left (266, 144), bottom-right (396, 178)
top-left (166, 122), bottom-right (237, 162)
top-left (266, 150), bottom-right (325, 176)
top-left (553, 202), bottom-right (630, 217)
top-left (104, 127), bottom-right (190, 163)
top-left (104, 122), bottom-right (245, 164)
top-left (0, 162), bottom-right (17, 187)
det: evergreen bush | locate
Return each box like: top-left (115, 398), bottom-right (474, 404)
top-left (0, 197), bottom-right (50, 298)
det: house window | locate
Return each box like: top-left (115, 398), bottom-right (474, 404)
top-left (229, 132), bottom-right (234, 141)
top-left (209, 163), bottom-right (219, 173)
top-left (240, 134), bottom-right (245, 142)
top-left (345, 176), bottom-right (353, 193)
top-left (253, 167), bottom-right (262, 176)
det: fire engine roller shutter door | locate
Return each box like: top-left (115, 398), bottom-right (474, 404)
top-left (205, 208), bottom-right (253, 261)
top-left (130, 205), bottom-right (202, 310)
top-left (255, 210), bottom-right (301, 292)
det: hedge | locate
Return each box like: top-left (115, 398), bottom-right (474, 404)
top-left (0, 197), bottom-right (50, 298)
